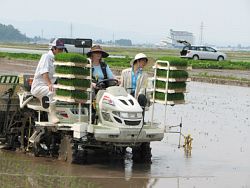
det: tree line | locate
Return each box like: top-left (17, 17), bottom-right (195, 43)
top-left (0, 23), bottom-right (30, 42)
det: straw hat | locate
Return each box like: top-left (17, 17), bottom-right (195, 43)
top-left (86, 45), bottom-right (109, 58)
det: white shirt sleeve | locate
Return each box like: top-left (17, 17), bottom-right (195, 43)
top-left (38, 54), bottom-right (50, 75)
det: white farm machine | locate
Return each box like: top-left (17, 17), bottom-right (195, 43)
top-left (0, 74), bottom-right (164, 163)
top-left (0, 58), bottom-right (190, 164)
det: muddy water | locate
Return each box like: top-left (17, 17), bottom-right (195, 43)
top-left (1, 82), bottom-right (250, 188)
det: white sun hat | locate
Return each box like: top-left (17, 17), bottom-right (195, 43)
top-left (130, 53), bottom-right (148, 65)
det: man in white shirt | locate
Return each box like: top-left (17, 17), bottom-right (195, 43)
top-left (31, 39), bottom-right (66, 123)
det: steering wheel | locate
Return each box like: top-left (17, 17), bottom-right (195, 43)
top-left (95, 78), bottom-right (119, 89)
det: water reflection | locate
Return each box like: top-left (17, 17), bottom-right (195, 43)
top-left (1, 82), bottom-right (250, 187)
top-left (0, 150), bottom-right (153, 188)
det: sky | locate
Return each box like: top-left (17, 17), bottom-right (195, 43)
top-left (1, 0), bottom-right (250, 46)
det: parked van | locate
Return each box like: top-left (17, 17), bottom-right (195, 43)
top-left (178, 40), bottom-right (227, 61)
top-left (49, 38), bottom-right (92, 55)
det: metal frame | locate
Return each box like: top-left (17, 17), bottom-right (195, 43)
top-left (151, 60), bottom-right (170, 132)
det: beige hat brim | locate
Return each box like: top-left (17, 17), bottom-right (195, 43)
top-left (87, 50), bottom-right (109, 58)
top-left (130, 57), bottom-right (149, 66)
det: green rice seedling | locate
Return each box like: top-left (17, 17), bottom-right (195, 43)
top-left (57, 78), bottom-right (90, 88)
top-left (55, 53), bottom-right (88, 64)
top-left (157, 57), bottom-right (188, 67)
top-left (55, 66), bottom-right (90, 76)
top-left (156, 80), bottom-right (186, 89)
top-left (168, 82), bottom-right (186, 89)
top-left (155, 92), bottom-right (184, 101)
top-left (156, 70), bottom-right (189, 78)
top-left (56, 89), bottom-right (88, 100)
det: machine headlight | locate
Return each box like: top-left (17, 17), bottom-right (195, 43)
top-left (136, 112), bottom-right (142, 118)
top-left (120, 112), bottom-right (129, 118)
top-left (102, 111), bottom-right (113, 122)
top-left (113, 111), bottom-right (142, 119)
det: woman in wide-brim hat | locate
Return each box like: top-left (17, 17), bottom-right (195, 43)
top-left (120, 53), bottom-right (149, 99)
top-left (87, 45), bottom-right (114, 82)
top-left (87, 45), bottom-right (109, 58)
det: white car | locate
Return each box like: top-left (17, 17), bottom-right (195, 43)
top-left (179, 41), bottom-right (227, 61)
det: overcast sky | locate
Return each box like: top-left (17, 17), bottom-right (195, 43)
top-left (1, 0), bottom-right (250, 46)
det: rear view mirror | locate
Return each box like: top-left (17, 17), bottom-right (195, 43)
top-left (75, 39), bottom-right (92, 48)
top-left (138, 94), bottom-right (147, 107)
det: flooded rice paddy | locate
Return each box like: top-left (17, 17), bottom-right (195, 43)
top-left (1, 82), bottom-right (250, 188)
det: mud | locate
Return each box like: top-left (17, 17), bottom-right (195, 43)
top-left (0, 58), bottom-right (36, 75)
top-left (1, 82), bottom-right (250, 188)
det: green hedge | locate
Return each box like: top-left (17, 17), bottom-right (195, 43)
top-left (155, 92), bottom-right (184, 101)
top-left (57, 78), bottom-right (90, 88)
top-left (56, 89), bottom-right (88, 100)
top-left (55, 66), bottom-right (90, 76)
top-left (55, 53), bottom-right (88, 63)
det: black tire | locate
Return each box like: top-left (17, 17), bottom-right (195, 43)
top-left (132, 142), bottom-right (152, 163)
top-left (192, 55), bottom-right (199, 60)
top-left (217, 56), bottom-right (224, 61)
top-left (33, 142), bottom-right (41, 157)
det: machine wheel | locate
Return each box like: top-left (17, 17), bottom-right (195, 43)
top-left (58, 135), bottom-right (75, 163)
top-left (132, 142), bottom-right (152, 163)
top-left (192, 55), bottom-right (199, 60)
top-left (58, 135), bottom-right (87, 164)
top-left (33, 142), bottom-right (42, 157)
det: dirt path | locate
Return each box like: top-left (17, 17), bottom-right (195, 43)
top-left (0, 58), bottom-right (37, 74)
top-left (1, 58), bottom-right (250, 87)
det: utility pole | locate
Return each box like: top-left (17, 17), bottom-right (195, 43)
top-left (199, 22), bottom-right (204, 45)
top-left (70, 23), bottom-right (73, 38)
top-left (41, 29), bottom-right (44, 39)
top-left (112, 32), bottom-right (115, 46)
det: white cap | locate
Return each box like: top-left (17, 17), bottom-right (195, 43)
top-left (130, 53), bottom-right (148, 65)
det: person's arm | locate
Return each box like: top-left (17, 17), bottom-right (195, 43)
top-left (138, 73), bottom-right (148, 95)
top-left (106, 65), bottom-right (114, 79)
top-left (42, 72), bottom-right (54, 91)
top-left (120, 70), bottom-right (125, 87)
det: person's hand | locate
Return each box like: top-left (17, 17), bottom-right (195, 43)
top-left (91, 82), bottom-right (97, 89)
top-left (48, 84), bottom-right (54, 92)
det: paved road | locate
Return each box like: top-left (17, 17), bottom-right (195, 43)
top-left (0, 47), bottom-right (46, 54)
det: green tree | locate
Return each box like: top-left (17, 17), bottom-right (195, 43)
top-left (0, 23), bottom-right (30, 42)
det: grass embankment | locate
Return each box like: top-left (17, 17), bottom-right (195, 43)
top-left (188, 59), bottom-right (250, 70)
top-left (0, 52), bottom-right (41, 60)
top-left (1, 51), bottom-right (250, 70)
top-left (195, 72), bottom-right (250, 82)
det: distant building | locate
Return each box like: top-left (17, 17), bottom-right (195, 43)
top-left (170, 29), bottom-right (194, 47)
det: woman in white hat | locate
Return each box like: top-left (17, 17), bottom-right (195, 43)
top-left (120, 53), bottom-right (149, 99)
